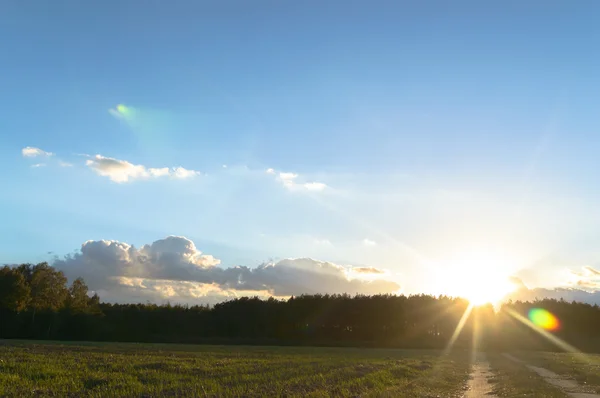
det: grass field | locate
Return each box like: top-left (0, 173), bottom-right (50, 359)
top-left (486, 353), bottom-right (567, 398)
top-left (3, 340), bottom-right (600, 397)
top-left (512, 351), bottom-right (600, 394)
top-left (0, 341), bottom-right (471, 397)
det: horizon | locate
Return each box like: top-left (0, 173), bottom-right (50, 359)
top-left (2, 2), bottom-right (600, 306)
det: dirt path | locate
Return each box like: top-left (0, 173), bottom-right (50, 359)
top-left (502, 353), bottom-right (600, 398)
top-left (464, 354), bottom-right (497, 398)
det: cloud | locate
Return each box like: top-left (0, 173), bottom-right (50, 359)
top-left (577, 280), bottom-right (600, 289)
top-left (22, 147), bottom-right (75, 170)
top-left (506, 287), bottom-right (600, 305)
top-left (363, 238), bottom-right (377, 247)
top-left (509, 276), bottom-right (528, 289)
top-left (52, 236), bottom-right (400, 304)
top-left (85, 155), bottom-right (200, 183)
top-left (278, 172), bottom-right (298, 189)
top-left (171, 167), bottom-right (201, 179)
top-left (584, 266), bottom-right (600, 275)
top-left (567, 265), bottom-right (600, 291)
top-left (353, 267), bottom-right (386, 274)
top-left (303, 182), bottom-right (327, 191)
top-left (22, 147), bottom-right (53, 157)
top-left (266, 168), bottom-right (328, 192)
top-left (505, 268), bottom-right (600, 305)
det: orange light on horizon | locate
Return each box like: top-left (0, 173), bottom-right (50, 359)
top-left (528, 308), bottom-right (560, 331)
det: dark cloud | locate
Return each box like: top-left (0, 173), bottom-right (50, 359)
top-left (52, 236), bottom-right (400, 304)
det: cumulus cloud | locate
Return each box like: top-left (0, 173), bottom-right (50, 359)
top-left (85, 155), bottom-right (200, 183)
top-left (52, 236), bottom-right (400, 304)
top-left (265, 168), bottom-right (328, 192)
top-left (22, 146), bottom-right (53, 157)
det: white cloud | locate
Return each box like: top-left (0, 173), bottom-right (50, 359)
top-left (58, 161), bottom-right (73, 167)
top-left (172, 166), bottom-right (201, 179)
top-left (31, 163), bottom-right (46, 168)
top-left (85, 155), bottom-right (201, 183)
top-left (363, 238), bottom-right (377, 246)
top-left (278, 172), bottom-right (298, 189)
top-left (148, 167), bottom-right (170, 177)
top-left (22, 147), bottom-right (53, 157)
top-left (303, 182), bottom-right (327, 191)
top-left (52, 236), bottom-right (400, 304)
top-left (266, 168), bottom-right (328, 192)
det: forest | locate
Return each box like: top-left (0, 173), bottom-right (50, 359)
top-left (1, 262), bottom-right (600, 352)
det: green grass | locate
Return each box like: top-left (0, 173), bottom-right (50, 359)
top-left (487, 353), bottom-right (568, 397)
top-left (0, 341), bottom-right (471, 397)
top-left (513, 351), bottom-right (600, 394)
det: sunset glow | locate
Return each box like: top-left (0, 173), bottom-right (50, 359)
top-left (433, 249), bottom-right (518, 305)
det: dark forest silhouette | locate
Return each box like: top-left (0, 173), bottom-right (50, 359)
top-left (1, 263), bottom-right (599, 352)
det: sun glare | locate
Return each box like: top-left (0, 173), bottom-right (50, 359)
top-left (433, 249), bottom-right (518, 306)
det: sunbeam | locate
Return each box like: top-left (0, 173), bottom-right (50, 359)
top-left (444, 303), bottom-right (474, 356)
top-left (506, 308), bottom-right (579, 354)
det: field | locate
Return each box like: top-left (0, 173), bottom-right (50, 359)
top-left (1, 341), bottom-right (600, 397)
top-left (0, 341), bottom-right (472, 397)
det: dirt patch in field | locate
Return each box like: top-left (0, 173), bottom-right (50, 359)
top-left (464, 354), bottom-right (497, 398)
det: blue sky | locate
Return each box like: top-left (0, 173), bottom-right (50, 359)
top-left (2, 1), bottom-right (600, 303)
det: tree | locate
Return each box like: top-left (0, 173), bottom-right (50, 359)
top-left (30, 263), bottom-right (68, 313)
top-left (67, 278), bottom-right (90, 313)
top-left (0, 266), bottom-right (30, 312)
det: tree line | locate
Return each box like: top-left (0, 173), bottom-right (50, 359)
top-left (1, 262), bottom-right (600, 351)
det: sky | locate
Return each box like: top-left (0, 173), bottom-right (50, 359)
top-left (2, 1), bottom-right (600, 305)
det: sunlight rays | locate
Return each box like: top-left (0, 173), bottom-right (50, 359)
top-left (505, 308), bottom-right (579, 354)
top-left (443, 303), bottom-right (475, 356)
top-left (505, 308), bottom-right (599, 367)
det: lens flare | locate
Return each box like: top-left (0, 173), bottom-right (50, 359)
top-left (116, 104), bottom-right (128, 114)
top-left (528, 308), bottom-right (560, 331)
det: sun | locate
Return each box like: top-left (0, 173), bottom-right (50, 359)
top-left (433, 249), bottom-right (519, 306)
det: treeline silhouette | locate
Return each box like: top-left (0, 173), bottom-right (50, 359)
top-left (1, 263), bottom-right (600, 351)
